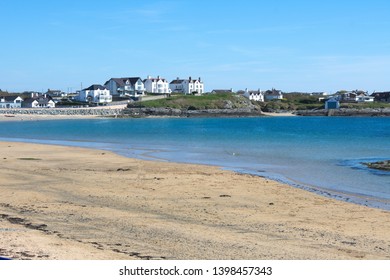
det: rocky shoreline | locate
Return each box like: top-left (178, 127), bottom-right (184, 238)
top-left (0, 107), bottom-right (265, 118)
top-left (2, 107), bottom-right (390, 118)
top-left (296, 108), bottom-right (390, 116)
top-left (122, 107), bottom-right (264, 117)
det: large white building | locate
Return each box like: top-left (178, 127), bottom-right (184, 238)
top-left (169, 77), bottom-right (204, 94)
top-left (144, 75), bottom-right (171, 94)
top-left (243, 89), bottom-right (264, 102)
top-left (77, 84), bottom-right (112, 104)
top-left (104, 77), bottom-right (145, 97)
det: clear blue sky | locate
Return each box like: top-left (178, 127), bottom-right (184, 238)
top-left (1, 0), bottom-right (390, 93)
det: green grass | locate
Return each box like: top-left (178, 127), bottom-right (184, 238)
top-left (130, 93), bottom-right (252, 110)
top-left (259, 95), bottom-right (325, 111)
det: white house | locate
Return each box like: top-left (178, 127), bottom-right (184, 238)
top-left (143, 75), bottom-right (171, 94)
top-left (243, 89), bottom-right (264, 102)
top-left (0, 96), bottom-right (23, 108)
top-left (77, 84), bottom-right (112, 104)
top-left (264, 89), bottom-right (283, 101)
top-left (22, 94), bottom-right (55, 108)
top-left (340, 90), bottom-right (373, 102)
top-left (104, 77), bottom-right (145, 97)
top-left (356, 95), bottom-right (374, 102)
top-left (169, 77), bottom-right (204, 94)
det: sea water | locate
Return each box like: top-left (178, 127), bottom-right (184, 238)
top-left (1, 117), bottom-right (389, 209)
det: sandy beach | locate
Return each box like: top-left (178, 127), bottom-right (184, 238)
top-left (0, 141), bottom-right (389, 260)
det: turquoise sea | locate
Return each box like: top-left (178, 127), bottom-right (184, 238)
top-left (1, 116), bottom-right (389, 210)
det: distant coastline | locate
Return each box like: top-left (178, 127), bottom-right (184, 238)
top-left (2, 107), bottom-right (390, 120)
top-left (296, 108), bottom-right (390, 117)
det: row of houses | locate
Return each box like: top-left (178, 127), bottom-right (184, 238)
top-left (338, 90), bottom-right (375, 102)
top-left (324, 91), bottom-right (390, 109)
top-left (1, 76), bottom-right (204, 106)
top-left (73, 76), bottom-right (205, 104)
top-left (0, 93), bottom-right (55, 109)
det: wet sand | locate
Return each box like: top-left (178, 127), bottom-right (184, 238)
top-left (0, 141), bottom-right (389, 260)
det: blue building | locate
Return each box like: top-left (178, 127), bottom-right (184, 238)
top-left (325, 98), bottom-right (340, 110)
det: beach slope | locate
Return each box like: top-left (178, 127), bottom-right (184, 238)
top-left (0, 142), bottom-right (389, 259)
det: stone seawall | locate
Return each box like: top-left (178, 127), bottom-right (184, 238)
top-left (0, 108), bottom-right (124, 116)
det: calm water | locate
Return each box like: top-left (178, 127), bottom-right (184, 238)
top-left (1, 117), bottom-right (389, 209)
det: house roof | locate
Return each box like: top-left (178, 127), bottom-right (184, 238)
top-left (106, 77), bottom-right (142, 87)
top-left (170, 77), bottom-right (202, 84)
top-left (246, 89), bottom-right (262, 94)
top-left (83, 84), bottom-right (107, 91)
top-left (1, 96), bottom-right (23, 102)
top-left (22, 98), bottom-right (37, 103)
top-left (144, 77), bottom-right (167, 83)
top-left (265, 89), bottom-right (282, 96)
top-left (170, 79), bottom-right (185, 84)
top-left (23, 95), bottom-right (53, 104)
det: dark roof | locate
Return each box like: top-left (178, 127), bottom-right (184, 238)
top-left (265, 89), bottom-right (282, 95)
top-left (211, 89), bottom-right (233, 93)
top-left (83, 84), bottom-right (107, 91)
top-left (1, 95), bottom-right (23, 102)
top-left (144, 77), bottom-right (167, 83)
top-left (23, 95), bottom-right (54, 104)
top-left (246, 89), bottom-right (262, 94)
top-left (170, 79), bottom-right (185, 84)
top-left (106, 77), bottom-right (142, 87)
top-left (170, 77), bottom-right (202, 84)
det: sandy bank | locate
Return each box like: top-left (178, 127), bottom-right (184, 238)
top-left (0, 114), bottom-right (101, 122)
top-left (0, 141), bottom-right (389, 260)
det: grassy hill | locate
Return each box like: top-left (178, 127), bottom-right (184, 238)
top-left (128, 93), bottom-right (259, 110)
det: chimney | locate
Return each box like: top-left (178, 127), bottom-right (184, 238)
top-left (198, 77), bottom-right (201, 82)
top-left (157, 75), bottom-right (160, 79)
top-left (189, 76), bottom-right (192, 81)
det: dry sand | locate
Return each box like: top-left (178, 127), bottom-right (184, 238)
top-left (0, 141), bottom-right (389, 260)
top-left (0, 114), bottom-right (100, 122)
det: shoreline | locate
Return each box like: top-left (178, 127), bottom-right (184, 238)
top-left (1, 116), bottom-right (389, 212)
top-left (1, 141), bottom-right (390, 260)
top-left (3, 135), bottom-right (389, 211)
top-left (1, 107), bottom-right (390, 121)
